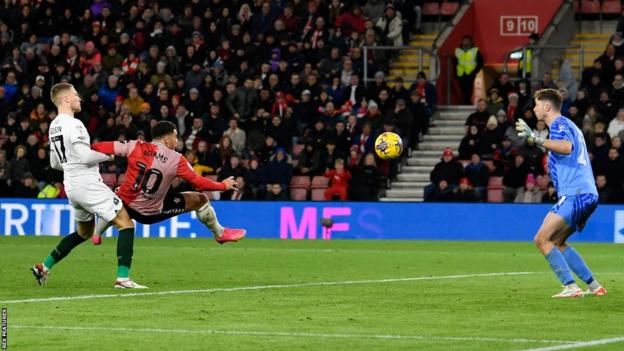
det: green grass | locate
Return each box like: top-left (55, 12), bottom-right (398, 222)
top-left (0, 237), bottom-right (623, 351)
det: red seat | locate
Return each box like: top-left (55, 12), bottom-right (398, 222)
top-left (422, 2), bottom-right (440, 15)
top-left (310, 176), bottom-right (330, 189)
top-left (580, 0), bottom-right (601, 14)
top-left (574, 0), bottom-right (580, 12)
top-left (311, 188), bottom-right (327, 201)
top-left (101, 173), bottom-right (117, 189)
top-left (487, 176), bottom-right (504, 189)
top-left (602, 0), bottom-right (621, 14)
top-left (487, 189), bottom-right (504, 203)
top-left (290, 188), bottom-right (308, 201)
top-left (440, 2), bottom-right (459, 15)
top-left (290, 176), bottom-right (311, 189)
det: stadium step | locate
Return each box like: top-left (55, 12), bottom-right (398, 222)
top-left (406, 157), bottom-right (440, 166)
top-left (566, 25), bottom-right (613, 74)
top-left (387, 105), bottom-right (468, 201)
top-left (387, 32), bottom-right (437, 83)
top-left (428, 126), bottom-right (466, 135)
top-left (422, 134), bottom-right (465, 142)
top-left (390, 181), bottom-right (430, 188)
top-left (397, 173), bottom-right (430, 182)
top-left (385, 188), bottom-right (425, 198)
top-left (402, 165), bottom-right (434, 173)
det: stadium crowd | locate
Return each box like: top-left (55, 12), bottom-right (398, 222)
top-left (425, 38), bottom-right (624, 203)
top-left (0, 0), bottom-right (439, 201)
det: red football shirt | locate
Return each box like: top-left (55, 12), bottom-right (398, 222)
top-left (92, 140), bottom-right (225, 215)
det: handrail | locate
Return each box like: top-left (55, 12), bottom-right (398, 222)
top-left (502, 44), bottom-right (584, 81)
top-left (362, 45), bottom-right (441, 86)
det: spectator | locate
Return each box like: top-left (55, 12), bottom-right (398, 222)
top-left (376, 4), bottom-right (403, 47)
top-left (458, 125), bottom-right (481, 160)
top-left (480, 116), bottom-right (501, 158)
top-left (13, 172), bottom-right (38, 198)
top-left (503, 154), bottom-right (530, 202)
top-left (349, 153), bottom-right (381, 201)
top-left (228, 176), bottom-right (253, 200)
top-left (607, 108), bottom-right (624, 139)
top-left (37, 181), bottom-right (64, 199)
top-left (465, 99), bottom-right (490, 132)
top-left (223, 118), bottom-right (247, 155)
top-left (424, 148), bottom-right (463, 201)
top-left (454, 35), bottom-right (483, 104)
top-left (596, 174), bottom-right (619, 203)
top-left (265, 147), bottom-right (294, 191)
top-left (464, 153), bottom-right (489, 201)
top-left (296, 143), bottom-right (322, 176)
top-left (430, 180), bottom-right (453, 202)
top-left (542, 182), bottom-right (558, 203)
top-left (265, 183), bottom-right (288, 201)
top-left (244, 157), bottom-right (267, 200)
top-left (451, 177), bottom-right (477, 202)
top-left (6, 145), bottom-right (29, 187)
top-left (227, 78), bottom-right (258, 120)
top-left (323, 158), bottom-right (351, 200)
top-left (363, 0), bottom-right (385, 23)
top-left (514, 174), bottom-right (541, 203)
top-left (486, 89), bottom-right (504, 116)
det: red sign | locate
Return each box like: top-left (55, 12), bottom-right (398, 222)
top-left (500, 16), bottom-right (538, 36)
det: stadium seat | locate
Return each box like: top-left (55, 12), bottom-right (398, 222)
top-left (487, 176), bottom-right (504, 189)
top-left (292, 144), bottom-right (305, 157)
top-left (422, 2), bottom-right (440, 15)
top-left (310, 176), bottom-right (330, 189)
top-left (487, 189), bottom-right (504, 203)
top-left (602, 0), bottom-right (621, 14)
top-left (290, 176), bottom-right (311, 189)
top-left (101, 173), bottom-right (117, 189)
top-left (574, 0), bottom-right (580, 12)
top-left (290, 188), bottom-right (308, 201)
top-left (579, 0), bottom-right (601, 14)
top-left (440, 2), bottom-right (459, 15)
top-left (309, 176), bottom-right (329, 201)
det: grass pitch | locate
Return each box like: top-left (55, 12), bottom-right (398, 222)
top-left (0, 237), bottom-right (622, 351)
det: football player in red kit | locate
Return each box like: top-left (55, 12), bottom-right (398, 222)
top-left (91, 121), bottom-right (246, 244)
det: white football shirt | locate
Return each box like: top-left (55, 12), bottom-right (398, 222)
top-left (49, 114), bottom-right (101, 191)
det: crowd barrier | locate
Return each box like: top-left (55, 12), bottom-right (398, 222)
top-left (0, 199), bottom-right (622, 243)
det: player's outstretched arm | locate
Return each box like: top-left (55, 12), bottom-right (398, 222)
top-left (74, 143), bottom-right (113, 165)
top-left (515, 119), bottom-right (572, 155)
top-left (92, 141), bottom-right (134, 156)
top-left (176, 156), bottom-right (235, 191)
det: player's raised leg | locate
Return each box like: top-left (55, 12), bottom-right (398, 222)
top-left (184, 191), bottom-right (246, 244)
top-left (533, 212), bottom-right (583, 298)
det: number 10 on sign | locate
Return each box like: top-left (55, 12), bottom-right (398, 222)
top-left (500, 16), bottom-right (538, 36)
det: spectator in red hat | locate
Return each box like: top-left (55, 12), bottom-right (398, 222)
top-left (424, 148), bottom-right (464, 202)
top-left (451, 177), bottom-right (477, 202)
top-left (80, 41), bottom-right (102, 75)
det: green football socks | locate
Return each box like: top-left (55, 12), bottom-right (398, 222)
top-left (116, 228), bottom-right (135, 279)
top-left (43, 232), bottom-right (86, 270)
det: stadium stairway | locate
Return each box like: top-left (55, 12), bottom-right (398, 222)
top-left (566, 21), bottom-right (616, 78)
top-left (380, 105), bottom-right (473, 202)
top-left (388, 33), bottom-right (438, 83)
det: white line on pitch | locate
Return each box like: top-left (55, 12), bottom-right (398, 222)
top-left (9, 325), bottom-right (580, 345)
top-left (0, 271), bottom-right (535, 304)
top-left (516, 336), bottom-right (624, 351)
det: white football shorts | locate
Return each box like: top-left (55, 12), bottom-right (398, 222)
top-left (66, 180), bottom-right (123, 222)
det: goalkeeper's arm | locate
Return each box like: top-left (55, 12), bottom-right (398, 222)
top-left (541, 139), bottom-right (572, 155)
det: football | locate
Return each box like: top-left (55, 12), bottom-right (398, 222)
top-left (374, 132), bottom-right (404, 159)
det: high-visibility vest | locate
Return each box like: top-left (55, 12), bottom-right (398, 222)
top-left (455, 47), bottom-right (479, 77)
top-left (518, 48), bottom-right (532, 73)
top-left (37, 184), bottom-right (60, 199)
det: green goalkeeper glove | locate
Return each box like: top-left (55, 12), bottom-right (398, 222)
top-left (515, 119), bottom-right (544, 145)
